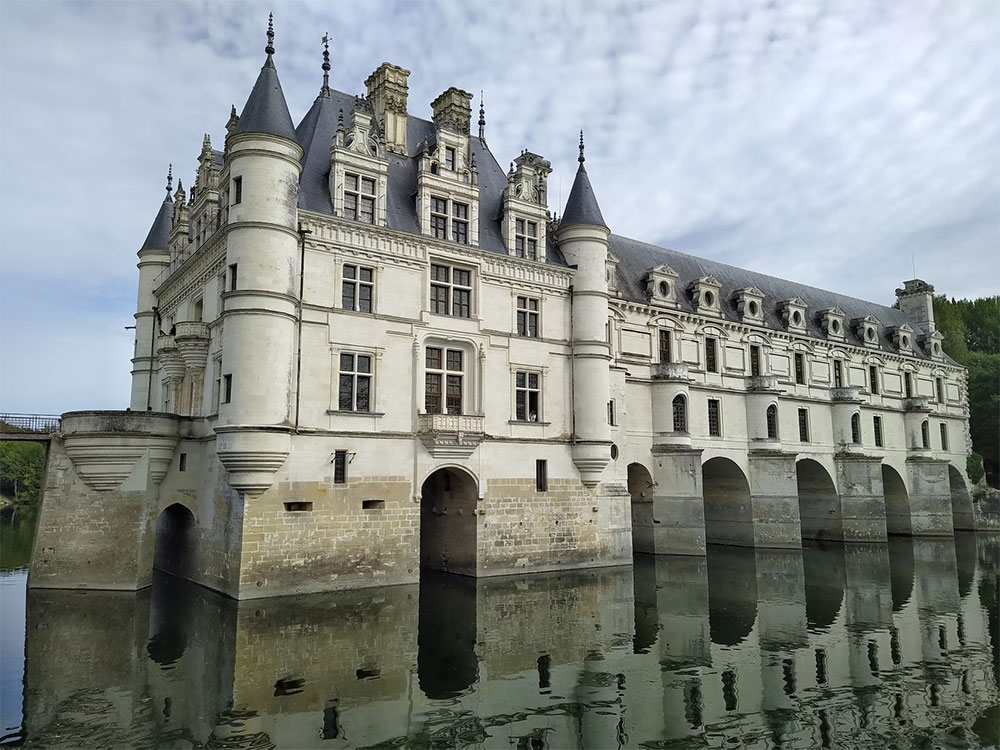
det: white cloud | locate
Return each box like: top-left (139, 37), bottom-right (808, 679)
top-left (1, 0), bottom-right (997, 412)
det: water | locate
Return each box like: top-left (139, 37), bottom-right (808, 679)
top-left (1, 511), bottom-right (998, 749)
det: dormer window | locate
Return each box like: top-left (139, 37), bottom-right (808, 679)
top-left (819, 307), bottom-right (847, 340)
top-left (444, 147), bottom-right (456, 171)
top-left (514, 219), bottom-right (538, 260)
top-left (853, 315), bottom-right (880, 348)
top-left (428, 196), bottom-right (471, 245)
top-left (734, 286), bottom-right (765, 324)
top-left (778, 298), bottom-right (808, 332)
top-left (345, 173), bottom-right (376, 223)
top-left (646, 264), bottom-right (680, 306)
top-left (691, 276), bottom-right (722, 316)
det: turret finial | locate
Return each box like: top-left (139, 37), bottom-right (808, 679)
top-left (478, 91), bottom-right (486, 142)
top-left (578, 130), bottom-right (585, 164)
top-left (321, 33), bottom-right (331, 94)
top-left (166, 164), bottom-right (173, 194)
top-left (265, 12), bottom-right (275, 56)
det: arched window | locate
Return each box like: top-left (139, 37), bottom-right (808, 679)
top-left (672, 394), bottom-right (687, 432)
top-left (766, 404), bottom-right (778, 439)
top-left (921, 420), bottom-right (930, 449)
top-left (851, 413), bottom-right (861, 444)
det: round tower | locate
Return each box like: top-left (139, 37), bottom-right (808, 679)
top-left (556, 134), bottom-right (612, 486)
top-left (215, 17), bottom-right (304, 494)
top-left (130, 168), bottom-right (173, 411)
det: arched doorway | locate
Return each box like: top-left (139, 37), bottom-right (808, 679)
top-left (627, 462), bottom-right (655, 554)
top-left (948, 464), bottom-right (975, 531)
top-left (420, 467), bottom-right (478, 575)
top-left (882, 465), bottom-right (911, 536)
top-left (703, 457), bottom-right (753, 547)
top-left (796, 459), bottom-right (843, 541)
top-left (153, 503), bottom-right (195, 580)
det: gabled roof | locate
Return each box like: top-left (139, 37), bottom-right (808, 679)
top-left (560, 162), bottom-right (607, 229)
top-left (234, 55), bottom-right (297, 142)
top-left (139, 190), bottom-right (173, 251)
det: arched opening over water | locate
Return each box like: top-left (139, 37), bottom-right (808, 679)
top-left (627, 462), bottom-right (655, 554)
top-left (153, 503), bottom-right (195, 580)
top-left (882, 464), bottom-right (912, 536)
top-left (703, 457), bottom-right (753, 547)
top-left (420, 466), bottom-right (478, 576)
top-left (706, 545), bottom-right (758, 646)
top-left (796, 459), bottom-right (843, 542)
top-left (803, 541), bottom-right (845, 631)
top-left (948, 464), bottom-right (975, 531)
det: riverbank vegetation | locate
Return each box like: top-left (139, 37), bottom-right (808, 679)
top-left (1, 430), bottom-right (46, 511)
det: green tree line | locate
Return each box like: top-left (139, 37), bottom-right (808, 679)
top-left (933, 295), bottom-right (999, 487)
top-left (1, 440), bottom-right (45, 508)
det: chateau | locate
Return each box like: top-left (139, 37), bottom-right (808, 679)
top-left (30, 22), bottom-right (979, 599)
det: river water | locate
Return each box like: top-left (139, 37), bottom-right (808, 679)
top-left (1, 513), bottom-right (997, 749)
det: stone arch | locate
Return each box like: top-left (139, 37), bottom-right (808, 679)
top-left (703, 457), bottom-right (753, 547)
top-left (153, 503), bottom-right (196, 580)
top-left (948, 464), bottom-right (975, 531)
top-left (882, 464), bottom-right (912, 535)
top-left (420, 466), bottom-right (479, 575)
top-left (628, 462), bottom-right (656, 554)
top-left (796, 459), bottom-right (843, 541)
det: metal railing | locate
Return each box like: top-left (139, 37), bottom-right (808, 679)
top-left (0, 413), bottom-right (62, 434)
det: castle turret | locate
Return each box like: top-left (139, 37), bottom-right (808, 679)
top-left (556, 133), bottom-right (612, 486)
top-left (130, 168), bottom-right (173, 410)
top-left (215, 16), bottom-right (304, 494)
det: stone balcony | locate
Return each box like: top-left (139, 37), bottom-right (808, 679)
top-left (746, 375), bottom-right (780, 392)
top-left (417, 413), bottom-right (485, 459)
top-left (653, 362), bottom-right (691, 381)
top-left (831, 387), bottom-right (862, 403)
top-left (903, 397), bottom-right (932, 413)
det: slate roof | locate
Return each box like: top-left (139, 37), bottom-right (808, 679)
top-left (561, 162), bottom-right (607, 229)
top-left (140, 189), bottom-right (173, 251)
top-left (234, 55), bottom-right (297, 142)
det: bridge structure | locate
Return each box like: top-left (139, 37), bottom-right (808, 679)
top-left (0, 414), bottom-right (62, 442)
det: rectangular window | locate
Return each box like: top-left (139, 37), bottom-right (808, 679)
top-left (344, 173), bottom-right (376, 224)
top-left (342, 264), bottom-right (374, 313)
top-left (940, 423), bottom-right (949, 451)
top-left (936, 377), bottom-right (945, 403)
top-left (430, 197), bottom-right (448, 239)
top-left (705, 338), bottom-right (718, 373)
top-left (179, 453), bottom-right (187, 472)
top-left (338, 353), bottom-right (372, 412)
top-left (869, 365), bottom-right (879, 395)
top-left (284, 501), bottom-right (313, 512)
top-left (707, 399), bottom-right (722, 437)
top-left (212, 358), bottom-right (222, 412)
top-left (429, 263), bottom-right (472, 318)
top-left (232, 176), bottom-right (242, 205)
top-left (514, 218), bottom-right (538, 260)
top-left (228, 263), bottom-right (238, 292)
top-left (798, 408), bottom-right (810, 442)
top-left (749, 345), bottom-right (761, 376)
top-left (536, 459), bottom-right (547, 492)
top-left (608, 399), bottom-right (616, 426)
top-left (222, 374), bottom-right (233, 403)
top-left (444, 146), bottom-right (456, 171)
top-left (333, 450), bottom-right (347, 484)
top-left (794, 353), bottom-right (806, 384)
top-left (660, 330), bottom-right (672, 363)
top-left (425, 347), bottom-right (463, 415)
top-left (904, 372), bottom-right (913, 398)
top-left (452, 202), bottom-right (469, 245)
top-left (517, 296), bottom-right (539, 337)
top-left (873, 415), bottom-right (884, 447)
top-left (833, 360), bottom-right (843, 388)
top-left (515, 371), bottom-right (540, 422)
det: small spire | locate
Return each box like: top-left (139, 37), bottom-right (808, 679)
top-left (265, 12), bottom-right (275, 57)
top-left (321, 33), bottom-right (331, 94)
top-left (337, 108), bottom-right (344, 131)
top-left (478, 91), bottom-right (486, 142)
top-left (166, 164), bottom-right (173, 195)
top-left (578, 130), bottom-right (585, 164)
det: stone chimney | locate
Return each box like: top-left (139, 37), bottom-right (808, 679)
top-left (365, 62), bottom-right (410, 156)
top-left (895, 279), bottom-right (936, 332)
top-left (430, 87), bottom-right (473, 135)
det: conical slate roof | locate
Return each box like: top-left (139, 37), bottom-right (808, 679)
top-left (561, 161), bottom-right (607, 229)
top-left (139, 190), bottom-right (173, 251)
top-left (234, 55), bottom-right (297, 141)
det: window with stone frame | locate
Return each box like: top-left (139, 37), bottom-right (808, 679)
top-left (873, 415), bottom-right (884, 447)
top-left (904, 372), bottom-right (913, 398)
top-left (515, 371), bottom-right (541, 422)
top-left (514, 218), bottom-right (538, 260)
top-left (939, 422), bottom-right (948, 451)
top-left (338, 353), bottom-right (372, 412)
top-left (705, 337), bottom-right (718, 373)
top-left (517, 296), bottom-right (539, 337)
top-left (429, 196), bottom-right (469, 245)
top-left (766, 404), bottom-right (778, 439)
top-left (707, 399), bottom-right (721, 436)
top-left (660, 329), bottom-right (672, 363)
top-left (444, 146), bottom-right (456, 171)
top-left (211, 358), bottom-right (222, 413)
top-left (430, 197), bottom-right (448, 239)
top-left (869, 365), bottom-right (880, 395)
top-left (672, 394), bottom-right (686, 432)
top-left (342, 264), bottom-right (374, 312)
top-left (851, 412), bottom-right (861, 444)
top-left (430, 264), bottom-right (472, 318)
top-left (833, 360), bottom-right (844, 388)
top-left (921, 420), bottom-right (930, 449)
top-left (344, 173), bottom-right (376, 223)
top-left (794, 352), bottom-right (807, 384)
top-left (452, 202), bottom-right (469, 244)
top-left (425, 346), bottom-right (463, 415)
top-left (749, 345), bottom-right (761, 376)
top-left (798, 408), bottom-right (810, 442)
top-left (936, 377), bottom-right (945, 403)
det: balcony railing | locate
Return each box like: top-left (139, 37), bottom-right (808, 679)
top-left (831, 387), bottom-right (862, 402)
top-left (418, 413), bottom-right (485, 434)
top-left (903, 397), bottom-right (932, 412)
top-left (654, 362), bottom-right (691, 381)
top-left (746, 375), bottom-right (780, 392)
top-left (417, 413), bottom-right (485, 459)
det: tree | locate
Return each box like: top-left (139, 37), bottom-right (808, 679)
top-left (0, 441), bottom-right (45, 506)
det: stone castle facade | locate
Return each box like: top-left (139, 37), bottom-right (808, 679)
top-left (30, 23), bottom-right (979, 599)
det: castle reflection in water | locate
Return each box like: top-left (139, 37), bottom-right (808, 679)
top-left (21, 534), bottom-right (999, 749)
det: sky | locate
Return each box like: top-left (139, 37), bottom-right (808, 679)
top-left (1, 0), bottom-right (998, 415)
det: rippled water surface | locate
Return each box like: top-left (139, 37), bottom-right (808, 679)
top-left (1, 513), bottom-right (998, 749)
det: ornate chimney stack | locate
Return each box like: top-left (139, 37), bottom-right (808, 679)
top-left (365, 62), bottom-right (410, 155)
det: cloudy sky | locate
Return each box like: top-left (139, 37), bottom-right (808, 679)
top-left (1, 0), bottom-right (997, 414)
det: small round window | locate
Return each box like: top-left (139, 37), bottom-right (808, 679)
top-left (748, 300), bottom-right (759, 316)
top-left (933, 343), bottom-right (940, 354)
top-left (658, 280), bottom-right (670, 297)
top-left (792, 310), bottom-right (802, 326)
top-left (831, 319), bottom-right (840, 333)
top-left (901, 335), bottom-right (909, 348)
top-left (866, 327), bottom-right (876, 341)
top-left (610, 444), bottom-right (619, 460)
top-left (704, 291), bottom-right (715, 306)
